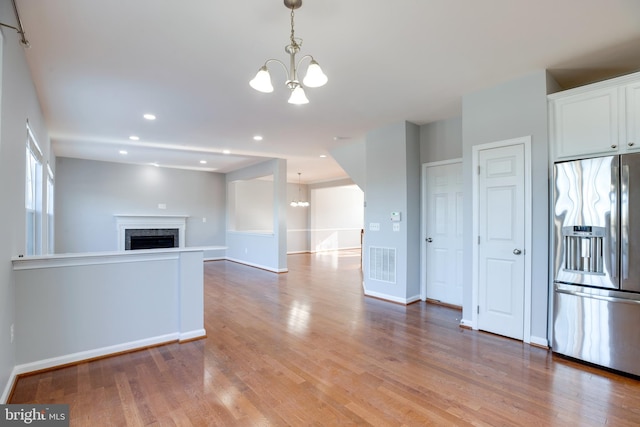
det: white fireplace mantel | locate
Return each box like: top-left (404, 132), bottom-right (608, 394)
top-left (115, 215), bottom-right (188, 251)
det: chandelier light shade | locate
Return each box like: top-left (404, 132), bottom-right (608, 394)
top-left (249, 0), bottom-right (327, 105)
top-left (302, 59), bottom-right (328, 88)
top-left (249, 66), bottom-right (274, 93)
top-left (288, 86), bottom-right (309, 105)
top-left (290, 172), bottom-right (310, 207)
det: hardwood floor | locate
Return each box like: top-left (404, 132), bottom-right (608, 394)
top-left (10, 249), bottom-right (640, 426)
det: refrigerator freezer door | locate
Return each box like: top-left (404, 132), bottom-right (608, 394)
top-left (553, 156), bottom-right (619, 289)
top-left (621, 153), bottom-right (640, 292)
top-left (553, 283), bottom-right (640, 376)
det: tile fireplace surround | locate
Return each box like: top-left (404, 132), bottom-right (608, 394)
top-left (115, 215), bottom-right (187, 251)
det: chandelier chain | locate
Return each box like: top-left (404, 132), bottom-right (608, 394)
top-left (289, 7), bottom-right (300, 50)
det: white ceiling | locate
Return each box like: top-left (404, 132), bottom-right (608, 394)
top-left (13, 0), bottom-right (640, 183)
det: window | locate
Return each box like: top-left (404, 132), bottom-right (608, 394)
top-left (25, 124), bottom-right (43, 255)
top-left (46, 165), bottom-right (55, 254)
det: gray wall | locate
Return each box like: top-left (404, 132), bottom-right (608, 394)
top-left (420, 116), bottom-right (463, 163)
top-left (226, 158), bottom-right (288, 272)
top-left (462, 70), bottom-right (550, 340)
top-left (364, 121), bottom-right (421, 301)
top-left (230, 178), bottom-right (274, 232)
top-left (55, 158), bottom-right (226, 257)
top-left (406, 123), bottom-right (422, 298)
top-left (330, 139), bottom-right (366, 191)
top-left (0, 19), bottom-right (53, 400)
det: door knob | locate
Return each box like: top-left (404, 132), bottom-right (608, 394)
top-left (426, 237), bottom-right (433, 243)
top-left (513, 248), bottom-right (522, 255)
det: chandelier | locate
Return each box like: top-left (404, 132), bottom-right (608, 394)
top-left (290, 172), bottom-right (310, 207)
top-left (249, 0), bottom-right (327, 105)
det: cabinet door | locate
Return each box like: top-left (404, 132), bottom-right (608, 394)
top-left (552, 87), bottom-right (619, 159)
top-left (625, 82), bottom-right (640, 152)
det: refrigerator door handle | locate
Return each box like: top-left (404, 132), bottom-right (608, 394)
top-left (621, 163), bottom-right (629, 281)
top-left (611, 162), bottom-right (619, 281)
top-left (555, 287), bottom-right (640, 305)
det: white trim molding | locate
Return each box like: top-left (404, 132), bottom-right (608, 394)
top-left (115, 214), bottom-right (188, 251)
top-left (179, 329), bottom-right (207, 342)
top-left (530, 335), bottom-right (549, 348)
top-left (459, 318), bottom-right (474, 329)
top-left (12, 333), bottom-right (179, 377)
top-left (225, 257), bottom-right (289, 273)
top-left (364, 289), bottom-right (421, 305)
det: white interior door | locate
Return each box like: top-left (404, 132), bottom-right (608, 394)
top-left (477, 144), bottom-right (525, 340)
top-left (425, 162), bottom-right (463, 306)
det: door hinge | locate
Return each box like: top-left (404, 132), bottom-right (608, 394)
top-left (477, 305), bottom-right (480, 314)
top-left (477, 235), bottom-right (480, 244)
top-left (477, 165), bottom-right (480, 175)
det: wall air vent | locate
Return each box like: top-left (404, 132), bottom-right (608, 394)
top-left (368, 246), bottom-right (396, 283)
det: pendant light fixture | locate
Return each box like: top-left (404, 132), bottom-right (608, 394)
top-left (290, 172), bottom-right (309, 207)
top-left (249, 0), bottom-right (327, 105)
top-left (0, 0), bottom-right (30, 47)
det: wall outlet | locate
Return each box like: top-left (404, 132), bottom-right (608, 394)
top-left (158, 203), bottom-right (167, 209)
top-left (10, 324), bottom-right (14, 344)
top-left (369, 223), bottom-right (380, 231)
top-left (202, 217), bottom-right (207, 223)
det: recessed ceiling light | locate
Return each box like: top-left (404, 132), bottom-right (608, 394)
top-left (200, 160), bottom-right (207, 164)
top-left (253, 135), bottom-right (263, 141)
top-left (119, 150), bottom-right (128, 155)
top-left (143, 113), bottom-right (156, 120)
top-left (151, 162), bottom-right (159, 167)
top-left (222, 149), bottom-right (231, 154)
top-left (129, 135), bottom-right (140, 141)
top-left (319, 154), bottom-right (327, 158)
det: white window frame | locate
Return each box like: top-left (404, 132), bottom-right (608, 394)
top-left (25, 122), bottom-right (44, 256)
top-left (46, 164), bottom-right (55, 254)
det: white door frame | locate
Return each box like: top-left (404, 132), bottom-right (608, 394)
top-left (420, 158), bottom-right (463, 301)
top-left (471, 136), bottom-right (532, 343)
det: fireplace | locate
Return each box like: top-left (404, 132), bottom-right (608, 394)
top-left (115, 215), bottom-right (187, 251)
top-left (125, 228), bottom-right (179, 250)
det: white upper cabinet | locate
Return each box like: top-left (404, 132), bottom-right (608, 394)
top-left (625, 81), bottom-right (640, 152)
top-left (549, 71), bottom-right (640, 160)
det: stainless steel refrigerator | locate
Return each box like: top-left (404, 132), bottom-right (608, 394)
top-left (553, 153), bottom-right (640, 376)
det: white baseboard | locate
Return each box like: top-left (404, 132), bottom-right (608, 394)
top-left (460, 318), bottom-right (474, 329)
top-left (225, 257), bottom-right (288, 273)
top-left (179, 329), bottom-right (207, 342)
top-left (529, 335), bottom-right (549, 348)
top-left (12, 333), bottom-right (179, 378)
top-left (406, 295), bottom-right (421, 304)
top-left (2, 332), bottom-right (205, 403)
top-left (1, 369), bottom-right (18, 404)
top-left (287, 247), bottom-right (361, 255)
top-left (203, 256), bottom-right (225, 262)
top-left (310, 246), bottom-right (360, 253)
top-left (364, 289), bottom-right (419, 305)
